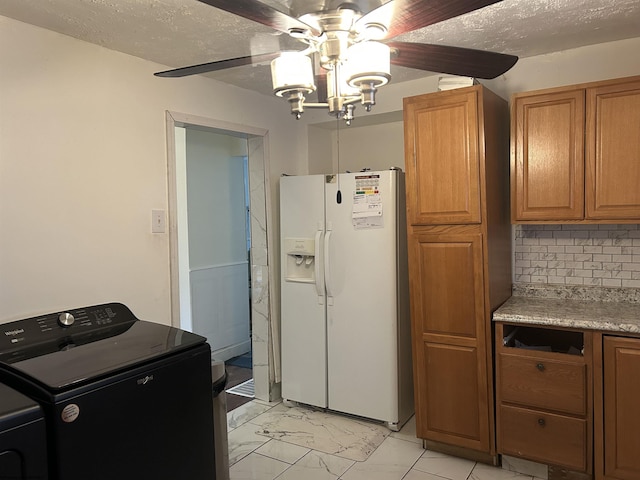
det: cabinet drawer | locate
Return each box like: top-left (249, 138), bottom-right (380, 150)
top-left (500, 405), bottom-right (587, 472)
top-left (499, 352), bottom-right (586, 415)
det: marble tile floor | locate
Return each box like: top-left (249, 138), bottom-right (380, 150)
top-left (226, 400), bottom-right (547, 480)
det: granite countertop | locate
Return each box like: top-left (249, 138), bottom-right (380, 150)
top-left (493, 284), bottom-right (640, 334)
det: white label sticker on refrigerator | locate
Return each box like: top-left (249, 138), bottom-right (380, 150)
top-left (352, 178), bottom-right (383, 229)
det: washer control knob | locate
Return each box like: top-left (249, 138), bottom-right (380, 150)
top-left (58, 313), bottom-right (75, 327)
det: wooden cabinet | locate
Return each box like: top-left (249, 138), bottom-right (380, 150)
top-left (495, 323), bottom-right (593, 474)
top-left (404, 88), bottom-right (482, 225)
top-left (409, 232), bottom-right (490, 452)
top-left (404, 85), bottom-right (512, 460)
top-left (596, 336), bottom-right (640, 480)
top-left (586, 82), bottom-right (640, 220)
top-left (511, 75), bottom-right (640, 223)
top-left (511, 88), bottom-right (585, 221)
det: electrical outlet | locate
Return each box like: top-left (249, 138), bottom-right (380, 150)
top-left (151, 210), bottom-right (165, 233)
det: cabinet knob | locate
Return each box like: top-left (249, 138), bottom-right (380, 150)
top-left (538, 418), bottom-right (546, 427)
top-left (536, 363), bottom-right (545, 372)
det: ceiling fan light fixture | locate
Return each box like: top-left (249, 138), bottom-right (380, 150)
top-left (360, 22), bottom-right (388, 41)
top-left (157, 0), bottom-right (519, 124)
top-left (284, 91), bottom-right (307, 120)
top-left (319, 33), bottom-right (350, 67)
top-left (325, 66), bottom-right (360, 114)
top-left (288, 28), bottom-right (311, 40)
top-left (271, 52), bottom-right (316, 97)
top-left (345, 41), bottom-right (391, 88)
top-left (327, 67), bottom-right (359, 98)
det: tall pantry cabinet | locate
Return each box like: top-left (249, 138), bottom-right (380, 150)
top-left (403, 85), bottom-right (512, 461)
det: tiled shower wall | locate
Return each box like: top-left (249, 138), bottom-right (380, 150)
top-left (514, 224), bottom-right (640, 288)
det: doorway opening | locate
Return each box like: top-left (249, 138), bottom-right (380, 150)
top-left (165, 111), bottom-right (277, 405)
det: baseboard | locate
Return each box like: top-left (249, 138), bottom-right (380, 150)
top-left (423, 440), bottom-right (498, 466)
top-left (211, 340), bottom-right (251, 363)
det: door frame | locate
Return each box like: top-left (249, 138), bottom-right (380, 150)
top-left (165, 111), bottom-right (278, 402)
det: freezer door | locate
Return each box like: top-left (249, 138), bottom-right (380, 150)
top-left (280, 174), bottom-right (328, 408)
top-left (324, 170), bottom-right (401, 423)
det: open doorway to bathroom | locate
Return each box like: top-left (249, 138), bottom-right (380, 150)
top-left (181, 127), bottom-right (253, 411)
top-left (165, 112), bottom-right (277, 412)
top-left (183, 128), bottom-right (251, 361)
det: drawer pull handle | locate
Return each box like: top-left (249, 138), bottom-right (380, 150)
top-left (538, 418), bottom-right (546, 427)
top-left (536, 363), bottom-right (545, 372)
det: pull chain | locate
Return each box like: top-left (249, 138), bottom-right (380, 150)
top-left (336, 114), bottom-right (342, 204)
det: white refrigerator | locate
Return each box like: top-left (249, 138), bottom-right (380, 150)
top-left (279, 168), bottom-right (414, 430)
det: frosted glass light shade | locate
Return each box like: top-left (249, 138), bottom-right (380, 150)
top-left (345, 41), bottom-right (391, 88)
top-left (271, 52), bottom-right (315, 96)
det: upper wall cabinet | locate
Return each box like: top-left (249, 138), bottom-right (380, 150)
top-left (511, 76), bottom-right (640, 223)
top-left (404, 88), bottom-right (482, 225)
top-left (511, 88), bottom-right (585, 221)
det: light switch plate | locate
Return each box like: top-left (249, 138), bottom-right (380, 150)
top-left (151, 209), bottom-right (165, 233)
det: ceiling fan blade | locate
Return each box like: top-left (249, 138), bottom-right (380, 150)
top-left (358, 0), bottom-right (502, 39)
top-left (197, 0), bottom-right (321, 36)
top-left (154, 52), bottom-right (280, 78)
top-left (387, 41), bottom-right (517, 79)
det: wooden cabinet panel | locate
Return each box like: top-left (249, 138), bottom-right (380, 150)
top-left (500, 405), bottom-right (587, 472)
top-left (419, 341), bottom-right (489, 451)
top-left (412, 234), bottom-right (484, 338)
top-left (404, 89), bottom-right (481, 225)
top-left (410, 232), bottom-right (489, 451)
top-left (512, 90), bottom-right (585, 221)
top-left (586, 81), bottom-right (640, 219)
top-left (603, 336), bottom-right (640, 479)
top-left (499, 352), bottom-right (586, 416)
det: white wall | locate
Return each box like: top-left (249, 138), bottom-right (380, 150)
top-left (308, 120), bottom-right (404, 174)
top-left (0, 16), bottom-right (305, 324)
top-left (483, 37), bottom-right (640, 100)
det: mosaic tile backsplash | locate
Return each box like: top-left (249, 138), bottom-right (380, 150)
top-left (514, 224), bottom-right (640, 288)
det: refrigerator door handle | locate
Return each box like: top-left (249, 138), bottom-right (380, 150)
top-left (314, 229), bottom-right (325, 303)
top-left (324, 229), bottom-right (333, 302)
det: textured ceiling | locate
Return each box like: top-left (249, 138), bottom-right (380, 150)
top-left (2, 0), bottom-right (640, 95)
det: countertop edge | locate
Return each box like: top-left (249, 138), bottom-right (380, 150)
top-left (493, 311), bottom-right (640, 334)
top-left (493, 285), bottom-right (640, 335)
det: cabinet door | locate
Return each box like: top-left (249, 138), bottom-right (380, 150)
top-left (586, 80), bottom-right (640, 219)
top-left (603, 336), bottom-right (640, 480)
top-left (404, 88), bottom-right (481, 225)
top-left (409, 232), bottom-right (491, 452)
top-left (512, 89), bottom-right (585, 221)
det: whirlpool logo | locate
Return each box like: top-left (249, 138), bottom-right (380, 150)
top-left (4, 328), bottom-right (25, 336)
top-left (136, 375), bottom-right (154, 386)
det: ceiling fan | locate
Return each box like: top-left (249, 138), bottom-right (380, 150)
top-left (155, 0), bottom-right (518, 123)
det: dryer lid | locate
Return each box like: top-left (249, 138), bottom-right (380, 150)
top-left (0, 382), bottom-right (43, 428)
